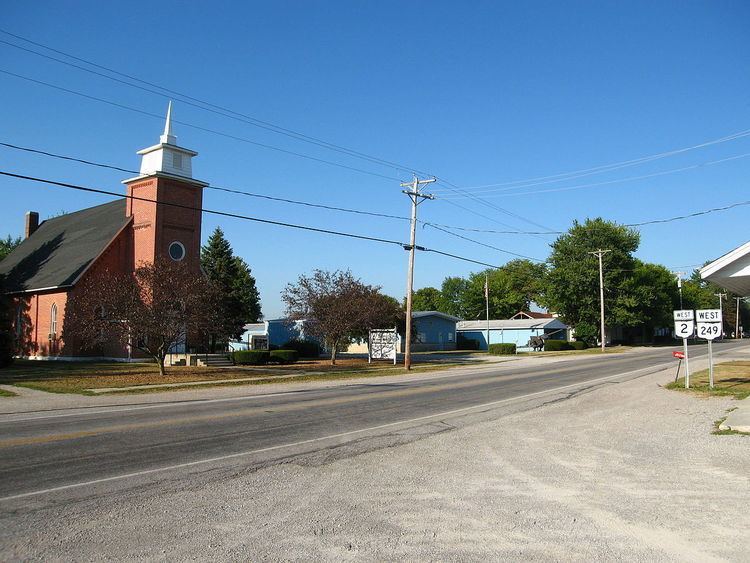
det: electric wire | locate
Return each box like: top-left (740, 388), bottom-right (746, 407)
top-left (0, 31), bottom-right (427, 177)
top-left (0, 141), bottom-right (410, 223)
top-left (431, 129), bottom-right (750, 193)
top-left (0, 69), bottom-right (402, 182)
top-left (438, 152), bottom-right (750, 199)
top-left (1, 141), bottom-right (745, 234)
top-left (0, 170), bottom-right (505, 269)
top-left (424, 223), bottom-right (546, 262)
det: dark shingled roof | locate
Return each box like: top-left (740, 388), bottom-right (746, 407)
top-left (0, 199), bottom-right (130, 293)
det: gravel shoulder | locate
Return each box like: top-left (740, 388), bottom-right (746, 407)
top-left (2, 350), bottom-right (748, 561)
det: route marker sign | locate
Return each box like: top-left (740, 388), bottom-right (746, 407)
top-left (673, 310), bottom-right (694, 388)
top-left (696, 309), bottom-right (722, 389)
top-left (673, 310), bottom-right (694, 338)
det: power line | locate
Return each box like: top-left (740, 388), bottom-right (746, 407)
top-left (432, 128), bottom-right (750, 193)
top-left (0, 169), bottom-right (507, 270)
top-left (437, 152), bottom-right (750, 199)
top-left (424, 223), bottom-right (546, 262)
top-left (0, 141), bottom-right (410, 223)
top-left (0, 30), bottom-right (429, 177)
top-left (3, 140), bottom-right (746, 234)
top-left (0, 69), bottom-right (402, 182)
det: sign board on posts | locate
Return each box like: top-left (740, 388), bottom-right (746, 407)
top-left (673, 310), bottom-right (694, 338)
top-left (696, 309), bottom-right (722, 340)
top-left (369, 328), bottom-right (398, 364)
top-left (672, 351), bottom-right (685, 359)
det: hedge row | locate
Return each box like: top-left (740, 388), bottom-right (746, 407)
top-left (544, 340), bottom-right (588, 352)
top-left (489, 343), bottom-right (516, 355)
top-left (281, 338), bottom-right (321, 358)
top-left (233, 349), bottom-right (300, 365)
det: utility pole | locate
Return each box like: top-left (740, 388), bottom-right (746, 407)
top-left (714, 292), bottom-right (727, 338)
top-left (734, 297), bottom-right (743, 338)
top-left (401, 175), bottom-right (436, 370)
top-left (589, 249), bottom-right (611, 353)
top-left (673, 271), bottom-right (686, 309)
top-left (485, 272), bottom-right (490, 353)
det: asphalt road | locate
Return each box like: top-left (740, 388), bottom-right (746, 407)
top-left (0, 341), bottom-right (743, 505)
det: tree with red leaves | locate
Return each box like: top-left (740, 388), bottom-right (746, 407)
top-left (282, 269), bottom-right (403, 365)
top-left (64, 258), bottom-right (222, 375)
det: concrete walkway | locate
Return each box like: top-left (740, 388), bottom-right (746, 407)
top-left (719, 397), bottom-right (750, 433)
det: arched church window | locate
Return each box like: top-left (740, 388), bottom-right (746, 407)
top-left (50, 303), bottom-right (58, 337)
top-left (168, 241), bottom-right (186, 261)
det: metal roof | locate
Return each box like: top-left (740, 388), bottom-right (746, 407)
top-left (412, 311), bottom-right (462, 322)
top-left (457, 318), bottom-right (568, 331)
top-left (0, 200), bottom-right (130, 293)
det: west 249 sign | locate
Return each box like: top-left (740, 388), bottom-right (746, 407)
top-left (674, 309), bottom-right (722, 340)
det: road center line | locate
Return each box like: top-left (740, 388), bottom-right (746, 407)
top-left (0, 361), bottom-right (672, 502)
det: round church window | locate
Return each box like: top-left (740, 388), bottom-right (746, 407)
top-left (168, 241), bottom-right (186, 261)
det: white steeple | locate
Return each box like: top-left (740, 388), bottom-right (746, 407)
top-left (160, 101), bottom-right (177, 145)
top-left (131, 102), bottom-right (200, 180)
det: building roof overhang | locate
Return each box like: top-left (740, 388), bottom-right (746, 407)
top-left (700, 240), bottom-right (750, 296)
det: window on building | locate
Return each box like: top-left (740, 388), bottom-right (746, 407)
top-left (448, 332), bottom-right (454, 342)
top-left (172, 153), bottom-right (183, 169)
top-left (169, 241), bottom-right (186, 261)
top-left (50, 303), bottom-right (58, 337)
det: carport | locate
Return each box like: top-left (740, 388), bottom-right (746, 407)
top-left (700, 240), bottom-right (750, 296)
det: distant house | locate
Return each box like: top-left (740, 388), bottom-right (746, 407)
top-left (457, 318), bottom-right (568, 351)
top-left (346, 310), bottom-right (460, 354)
top-left (408, 311), bottom-right (460, 352)
top-left (232, 319), bottom-right (310, 350)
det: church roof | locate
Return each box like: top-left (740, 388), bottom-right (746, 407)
top-left (0, 199), bottom-right (130, 293)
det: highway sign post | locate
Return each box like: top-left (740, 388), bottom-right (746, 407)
top-left (697, 309), bottom-right (722, 389)
top-left (674, 310), bottom-right (694, 388)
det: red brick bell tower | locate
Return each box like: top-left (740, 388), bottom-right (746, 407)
top-left (122, 102), bottom-right (208, 272)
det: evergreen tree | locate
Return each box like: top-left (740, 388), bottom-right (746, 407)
top-left (201, 228), bottom-right (262, 346)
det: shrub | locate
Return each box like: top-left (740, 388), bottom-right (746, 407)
top-left (544, 340), bottom-right (572, 352)
top-left (233, 350), bottom-right (269, 365)
top-left (570, 341), bottom-right (588, 350)
top-left (270, 349), bottom-right (299, 364)
top-left (488, 343), bottom-right (516, 355)
top-left (281, 338), bottom-right (320, 358)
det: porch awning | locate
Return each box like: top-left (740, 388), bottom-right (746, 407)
top-left (700, 240), bottom-right (750, 296)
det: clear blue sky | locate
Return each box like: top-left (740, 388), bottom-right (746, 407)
top-left (1, 1), bottom-right (748, 318)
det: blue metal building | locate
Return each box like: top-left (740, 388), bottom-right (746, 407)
top-left (456, 318), bottom-right (569, 351)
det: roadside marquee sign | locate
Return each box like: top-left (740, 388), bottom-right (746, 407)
top-left (369, 328), bottom-right (398, 364)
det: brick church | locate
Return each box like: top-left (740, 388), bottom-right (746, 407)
top-left (0, 104), bottom-right (208, 359)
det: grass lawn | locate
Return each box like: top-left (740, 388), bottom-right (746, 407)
top-left (666, 361), bottom-right (750, 400)
top-left (0, 357), bottom-right (464, 395)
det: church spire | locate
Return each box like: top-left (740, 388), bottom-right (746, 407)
top-left (159, 101), bottom-right (177, 145)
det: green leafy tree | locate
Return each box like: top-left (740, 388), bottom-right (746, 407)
top-left (440, 276), bottom-right (472, 318)
top-left (545, 218), bottom-right (640, 342)
top-left (451, 260), bottom-right (549, 321)
top-left (0, 235), bottom-right (22, 262)
top-left (612, 260), bottom-right (679, 341)
top-left (201, 228), bottom-right (262, 348)
top-left (411, 287), bottom-right (443, 312)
